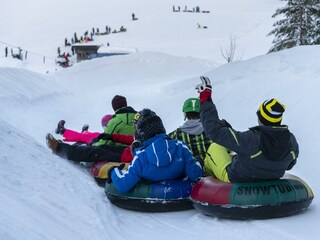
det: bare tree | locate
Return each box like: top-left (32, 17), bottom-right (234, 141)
top-left (220, 34), bottom-right (243, 63)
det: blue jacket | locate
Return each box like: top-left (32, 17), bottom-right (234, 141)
top-left (110, 133), bottom-right (202, 192)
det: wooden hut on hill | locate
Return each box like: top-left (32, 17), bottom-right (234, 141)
top-left (72, 44), bottom-right (101, 61)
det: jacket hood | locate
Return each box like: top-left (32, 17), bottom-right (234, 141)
top-left (115, 106), bottom-right (136, 125)
top-left (179, 119), bottom-right (204, 135)
top-left (142, 133), bottom-right (176, 167)
top-left (115, 106), bottom-right (136, 114)
top-left (251, 125), bottom-right (291, 161)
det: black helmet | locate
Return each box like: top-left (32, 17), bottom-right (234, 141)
top-left (134, 109), bottom-right (166, 142)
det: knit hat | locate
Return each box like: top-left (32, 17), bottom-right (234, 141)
top-left (101, 114), bottom-right (113, 128)
top-left (257, 99), bottom-right (286, 126)
top-left (134, 109), bottom-right (166, 142)
top-left (111, 95), bottom-right (127, 111)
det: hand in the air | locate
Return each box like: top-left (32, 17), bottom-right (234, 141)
top-left (195, 76), bottom-right (212, 104)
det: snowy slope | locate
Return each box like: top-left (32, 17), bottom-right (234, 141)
top-left (0, 0), bottom-right (280, 73)
top-left (0, 46), bottom-right (319, 240)
top-left (0, 0), bottom-right (319, 240)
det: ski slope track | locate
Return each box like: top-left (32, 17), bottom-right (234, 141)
top-left (0, 0), bottom-right (319, 240)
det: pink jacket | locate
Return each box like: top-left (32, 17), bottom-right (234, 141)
top-left (63, 129), bottom-right (100, 144)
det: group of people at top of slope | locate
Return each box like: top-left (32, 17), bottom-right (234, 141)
top-left (46, 76), bottom-right (299, 193)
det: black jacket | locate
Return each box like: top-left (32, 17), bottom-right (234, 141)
top-left (201, 100), bottom-right (299, 182)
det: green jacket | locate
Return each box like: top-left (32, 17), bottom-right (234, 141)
top-left (93, 106), bottom-right (137, 147)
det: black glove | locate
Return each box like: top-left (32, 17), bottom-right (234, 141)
top-left (194, 156), bottom-right (204, 168)
top-left (107, 163), bottom-right (125, 184)
top-left (131, 140), bottom-right (142, 155)
top-left (97, 133), bottom-right (113, 140)
top-left (219, 119), bottom-right (232, 128)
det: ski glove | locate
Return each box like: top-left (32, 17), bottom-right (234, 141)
top-left (107, 163), bottom-right (125, 184)
top-left (97, 133), bottom-right (113, 141)
top-left (195, 76), bottom-right (212, 104)
top-left (194, 156), bottom-right (204, 168)
top-left (131, 139), bottom-right (142, 155)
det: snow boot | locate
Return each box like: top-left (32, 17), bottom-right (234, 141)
top-left (46, 133), bottom-right (59, 153)
top-left (55, 120), bottom-right (66, 134)
top-left (82, 124), bottom-right (89, 133)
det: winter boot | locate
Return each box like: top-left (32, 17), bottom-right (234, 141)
top-left (46, 133), bottom-right (59, 153)
top-left (55, 120), bottom-right (66, 134)
top-left (82, 124), bottom-right (89, 133)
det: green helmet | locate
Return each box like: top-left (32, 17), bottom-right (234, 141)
top-left (182, 98), bottom-right (200, 113)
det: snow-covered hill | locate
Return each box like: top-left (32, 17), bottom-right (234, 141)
top-left (0, 0), bottom-right (318, 240)
top-left (1, 0), bottom-right (279, 73)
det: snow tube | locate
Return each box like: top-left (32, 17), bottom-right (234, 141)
top-left (191, 174), bottom-right (314, 219)
top-left (105, 179), bottom-right (193, 212)
top-left (90, 161), bottom-right (129, 186)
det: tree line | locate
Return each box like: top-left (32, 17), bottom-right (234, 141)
top-left (268, 0), bottom-right (320, 52)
